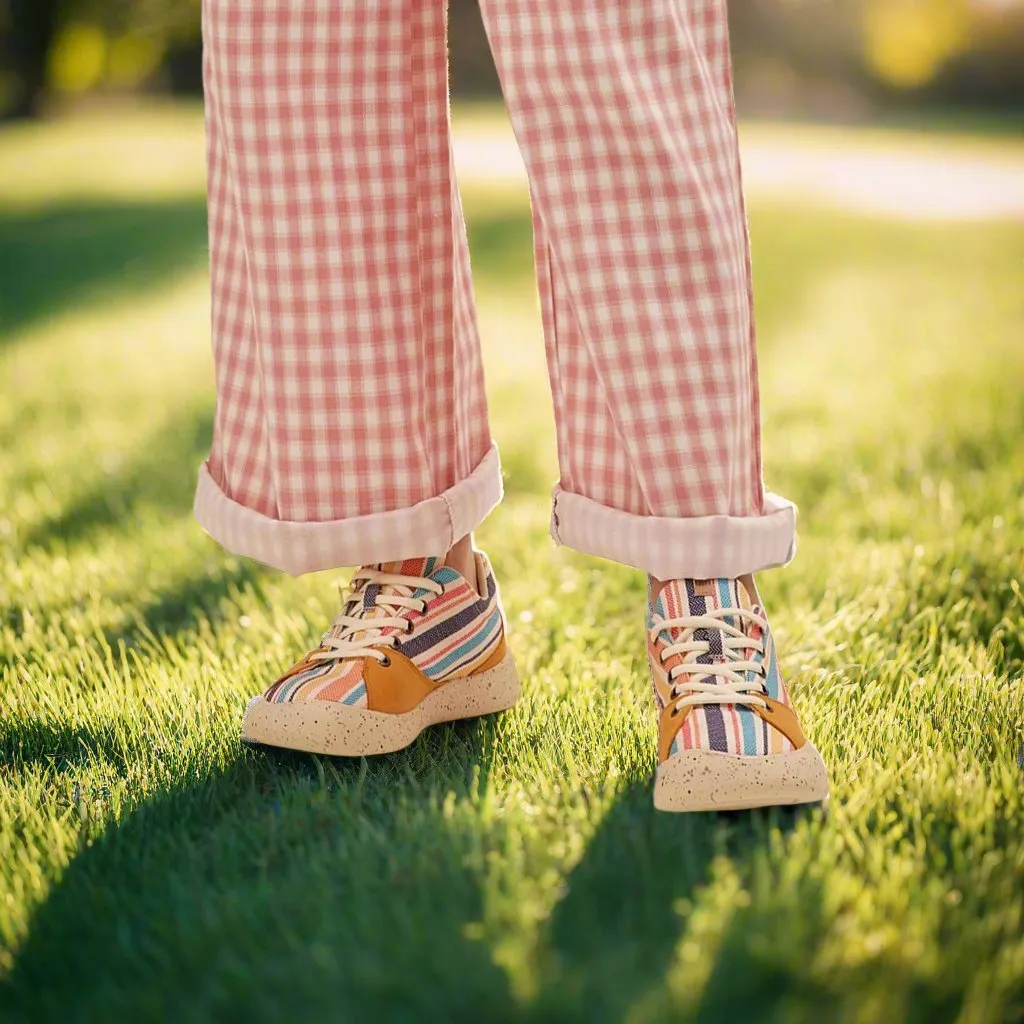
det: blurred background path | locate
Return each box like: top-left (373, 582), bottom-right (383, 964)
top-left (3, 105), bottom-right (1020, 223)
top-left (453, 121), bottom-right (1024, 221)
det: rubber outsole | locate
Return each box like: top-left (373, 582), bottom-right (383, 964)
top-left (240, 649), bottom-right (520, 756)
top-left (653, 742), bottom-right (829, 812)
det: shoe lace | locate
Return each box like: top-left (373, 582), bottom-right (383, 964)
top-left (310, 568), bottom-right (443, 665)
top-left (648, 606), bottom-right (769, 714)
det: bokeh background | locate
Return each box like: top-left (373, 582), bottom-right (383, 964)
top-left (2, 0), bottom-right (1024, 117)
top-left (2, 3), bottom-right (1024, 1022)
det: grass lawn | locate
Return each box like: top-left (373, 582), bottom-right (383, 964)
top-left (1, 105), bottom-right (1023, 1023)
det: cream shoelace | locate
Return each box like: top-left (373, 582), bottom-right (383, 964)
top-left (310, 568), bottom-right (444, 665)
top-left (649, 606), bottom-right (770, 712)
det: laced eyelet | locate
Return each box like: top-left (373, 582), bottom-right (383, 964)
top-left (670, 707), bottom-right (680, 717)
top-left (669, 686), bottom-right (680, 699)
top-left (379, 654), bottom-right (391, 667)
top-left (405, 620), bottom-right (414, 633)
top-left (419, 601), bottom-right (428, 613)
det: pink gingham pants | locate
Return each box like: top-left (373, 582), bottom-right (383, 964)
top-left (194, 0), bottom-right (796, 580)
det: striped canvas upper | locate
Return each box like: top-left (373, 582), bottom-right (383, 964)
top-left (263, 555), bottom-right (504, 706)
top-left (648, 577), bottom-right (797, 759)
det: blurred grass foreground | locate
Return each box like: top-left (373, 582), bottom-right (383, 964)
top-left (1, 95), bottom-right (1023, 1021)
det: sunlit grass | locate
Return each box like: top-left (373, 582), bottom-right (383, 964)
top-left (1, 106), bottom-right (1022, 1023)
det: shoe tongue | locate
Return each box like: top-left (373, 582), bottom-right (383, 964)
top-left (362, 556), bottom-right (440, 611)
top-left (655, 578), bottom-right (755, 668)
top-left (687, 578), bottom-right (749, 617)
top-left (326, 557), bottom-right (441, 642)
top-left (655, 577), bottom-right (751, 616)
top-left (372, 556), bottom-right (440, 579)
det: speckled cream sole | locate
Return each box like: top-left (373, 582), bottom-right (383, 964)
top-left (653, 742), bottom-right (829, 812)
top-left (240, 649), bottom-right (520, 756)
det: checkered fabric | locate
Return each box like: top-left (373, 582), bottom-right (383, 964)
top-left (264, 556), bottom-right (505, 705)
top-left (648, 577), bottom-right (798, 758)
top-left (198, 0), bottom-right (494, 572)
top-left (195, 0), bottom-right (796, 580)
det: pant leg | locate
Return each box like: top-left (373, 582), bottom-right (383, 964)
top-left (479, 0), bottom-right (795, 580)
top-left (195, 0), bottom-right (500, 575)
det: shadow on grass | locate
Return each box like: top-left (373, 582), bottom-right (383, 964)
top-left (118, 555), bottom-right (268, 644)
top-left (0, 720), bottom-right (518, 1023)
top-left (0, 197), bottom-right (209, 343)
top-left (1, 676), bottom-right (834, 1024)
top-left (1, 717), bottom-right (168, 776)
top-left (17, 402), bottom-right (214, 555)
top-left (529, 782), bottom-right (818, 1022)
top-left (0, 194), bottom-right (532, 347)
top-left (9, 396), bottom-right (275, 658)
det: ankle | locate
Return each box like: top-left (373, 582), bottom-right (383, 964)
top-left (446, 533), bottom-right (480, 595)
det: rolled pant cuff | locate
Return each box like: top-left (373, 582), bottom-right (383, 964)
top-left (194, 444), bottom-right (503, 576)
top-left (550, 486), bottom-right (797, 580)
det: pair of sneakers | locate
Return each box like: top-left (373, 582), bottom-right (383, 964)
top-left (242, 550), bottom-right (829, 812)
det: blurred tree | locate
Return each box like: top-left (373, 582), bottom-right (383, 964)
top-left (0, 0), bottom-right (1020, 121)
top-left (1, 0), bottom-right (62, 118)
top-left (450, 0), bottom-right (500, 97)
top-left (918, 2), bottom-right (1024, 109)
top-left (863, 0), bottom-right (972, 88)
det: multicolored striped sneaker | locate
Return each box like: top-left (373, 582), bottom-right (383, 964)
top-left (241, 552), bottom-right (519, 756)
top-left (647, 577), bottom-right (829, 812)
